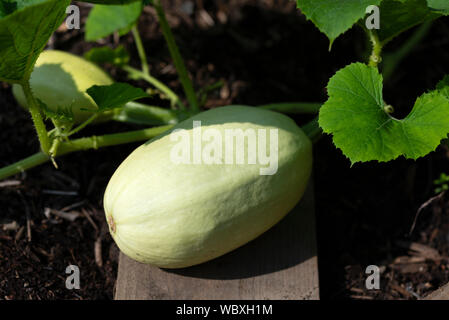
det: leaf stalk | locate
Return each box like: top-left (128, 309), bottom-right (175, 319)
top-left (21, 80), bottom-right (51, 154)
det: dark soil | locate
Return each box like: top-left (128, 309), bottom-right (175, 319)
top-left (1, 0), bottom-right (449, 300)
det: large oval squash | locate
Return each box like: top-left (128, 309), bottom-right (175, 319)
top-left (13, 50), bottom-right (113, 123)
top-left (104, 105), bottom-right (312, 268)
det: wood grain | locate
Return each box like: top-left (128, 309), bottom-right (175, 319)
top-left (115, 181), bottom-right (319, 300)
top-left (423, 282), bottom-right (449, 300)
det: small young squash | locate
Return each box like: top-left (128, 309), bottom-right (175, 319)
top-left (104, 106), bottom-right (312, 268)
top-left (12, 50), bottom-right (113, 123)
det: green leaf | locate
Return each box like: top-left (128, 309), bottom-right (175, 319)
top-left (79, 0), bottom-right (141, 4)
top-left (85, 1), bottom-right (143, 41)
top-left (39, 99), bottom-right (74, 123)
top-left (86, 82), bottom-right (150, 112)
top-left (0, 0), bottom-right (17, 17)
top-left (378, 0), bottom-right (441, 44)
top-left (296, 0), bottom-right (381, 46)
top-left (0, 0), bottom-right (53, 17)
top-left (84, 45), bottom-right (130, 66)
top-left (319, 63), bottom-right (449, 163)
top-left (436, 75), bottom-right (449, 99)
top-left (427, 0), bottom-right (449, 15)
top-left (0, 0), bottom-right (70, 82)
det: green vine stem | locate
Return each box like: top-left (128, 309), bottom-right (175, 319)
top-left (152, 0), bottom-right (200, 112)
top-left (301, 117), bottom-right (322, 143)
top-left (21, 80), bottom-right (51, 154)
top-left (0, 125), bottom-right (173, 180)
top-left (131, 25), bottom-right (150, 75)
top-left (65, 114), bottom-right (99, 137)
top-left (123, 65), bottom-right (186, 110)
top-left (113, 101), bottom-right (184, 125)
top-left (260, 102), bottom-right (322, 114)
top-left (367, 29), bottom-right (382, 67)
top-left (49, 136), bottom-right (61, 161)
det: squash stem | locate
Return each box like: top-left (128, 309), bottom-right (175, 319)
top-left (123, 65), bottom-right (186, 110)
top-left (65, 114), bottom-right (99, 137)
top-left (0, 125), bottom-right (173, 181)
top-left (21, 80), bottom-right (51, 154)
top-left (367, 29), bottom-right (382, 67)
top-left (131, 25), bottom-right (150, 76)
top-left (114, 101), bottom-right (189, 125)
top-left (301, 117), bottom-right (322, 143)
top-left (260, 102), bottom-right (322, 114)
top-left (152, 0), bottom-right (200, 112)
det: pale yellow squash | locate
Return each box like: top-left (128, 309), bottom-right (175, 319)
top-left (13, 50), bottom-right (113, 123)
top-left (104, 105), bottom-right (312, 268)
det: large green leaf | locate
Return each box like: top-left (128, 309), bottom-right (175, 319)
top-left (427, 0), bottom-right (449, 15)
top-left (86, 82), bottom-right (149, 112)
top-left (436, 75), bottom-right (449, 98)
top-left (297, 0), bottom-right (381, 46)
top-left (0, 0), bottom-right (70, 82)
top-left (378, 0), bottom-right (441, 44)
top-left (0, 0), bottom-right (47, 18)
top-left (85, 1), bottom-right (143, 41)
top-left (319, 63), bottom-right (449, 164)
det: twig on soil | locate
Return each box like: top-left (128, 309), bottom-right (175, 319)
top-left (349, 287), bottom-right (364, 294)
top-left (391, 283), bottom-right (415, 299)
top-left (406, 242), bottom-right (441, 261)
top-left (45, 208), bottom-right (80, 222)
top-left (69, 248), bottom-right (77, 265)
top-left (0, 235), bottom-right (13, 241)
top-left (81, 208), bottom-right (99, 233)
top-left (392, 256), bottom-right (426, 264)
top-left (349, 295), bottom-right (374, 300)
top-left (15, 226), bottom-right (24, 241)
top-left (18, 191), bottom-right (32, 242)
top-left (42, 190), bottom-right (78, 196)
top-left (26, 215), bottom-right (31, 242)
top-left (409, 192), bottom-right (445, 235)
top-left (95, 236), bottom-right (103, 268)
top-left (60, 200), bottom-right (87, 212)
top-left (1, 221), bottom-right (19, 231)
top-left (0, 180), bottom-right (21, 188)
top-left (34, 247), bottom-right (52, 258)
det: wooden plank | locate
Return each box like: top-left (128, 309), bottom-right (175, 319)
top-left (423, 282), bottom-right (449, 300)
top-left (114, 181), bottom-right (319, 300)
